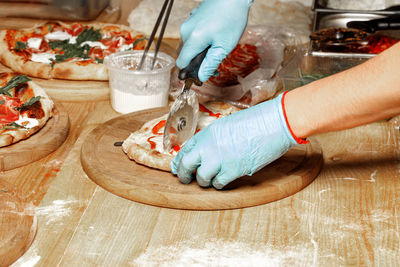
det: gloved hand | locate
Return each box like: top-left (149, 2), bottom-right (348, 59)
top-left (176, 0), bottom-right (253, 82)
top-left (171, 92), bottom-right (305, 189)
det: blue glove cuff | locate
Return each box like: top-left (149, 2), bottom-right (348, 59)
top-left (275, 93), bottom-right (298, 146)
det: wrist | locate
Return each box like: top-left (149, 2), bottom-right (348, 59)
top-left (277, 92), bottom-right (308, 144)
top-left (284, 90), bottom-right (315, 140)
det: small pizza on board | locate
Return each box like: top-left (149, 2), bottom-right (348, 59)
top-left (0, 22), bottom-right (147, 81)
top-left (0, 72), bottom-right (53, 147)
top-left (122, 102), bottom-right (240, 172)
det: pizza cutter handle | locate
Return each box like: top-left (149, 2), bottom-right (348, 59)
top-left (178, 46), bottom-right (210, 86)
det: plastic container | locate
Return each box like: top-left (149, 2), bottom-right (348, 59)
top-left (104, 51), bottom-right (175, 114)
top-left (278, 51), bottom-right (368, 91)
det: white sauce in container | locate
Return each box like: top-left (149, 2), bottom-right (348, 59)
top-left (104, 51), bottom-right (175, 114)
top-left (110, 90), bottom-right (168, 114)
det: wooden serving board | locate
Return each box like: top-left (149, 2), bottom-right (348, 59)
top-left (81, 107), bottom-right (323, 210)
top-left (0, 103), bottom-right (70, 171)
top-left (0, 180), bottom-right (37, 267)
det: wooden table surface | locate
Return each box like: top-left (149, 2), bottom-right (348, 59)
top-left (1, 1), bottom-right (400, 266)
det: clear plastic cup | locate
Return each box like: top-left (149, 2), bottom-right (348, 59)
top-left (104, 51), bottom-right (175, 114)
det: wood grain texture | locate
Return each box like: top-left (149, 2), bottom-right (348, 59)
top-left (80, 107), bottom-right (323, 210)
top-left (0, 103), bottom-right (70, 171)
top-left (0, 0), bottom-right (398, 265)
top-left (0, 180), bottom-right (37, 267)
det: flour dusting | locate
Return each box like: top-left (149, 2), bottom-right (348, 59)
top-left (34, 199), bottom-right (84, 225)
top-left (132, 239), bottom-right (332, 267)
top-left (369, 170), bottom-right (377, 182)
top-left (12, 247), bottom-right (41, 267)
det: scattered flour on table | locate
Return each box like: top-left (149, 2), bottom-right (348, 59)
top-left (132, 239), bottom-right (331, 267)
top-left (12, 247), bottom-right (41, 267)
top-left (19, 199), bottom-right (86, 226)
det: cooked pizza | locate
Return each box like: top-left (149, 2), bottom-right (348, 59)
top-left (122, 102), bottom-right (239, 171)
top-left (0, 72), bottom-right (53, 147)
top-left (0, 22), bottom-right (147, 81)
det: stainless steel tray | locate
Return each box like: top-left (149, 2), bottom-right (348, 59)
top-left (309, 11), bottom-right (400, 58)
top-left (312, 0), bottom-right (400, 14)
top-left (313, 12), bottom-right (386, 31)
top-left (0, 0), bottom-right (110, 21)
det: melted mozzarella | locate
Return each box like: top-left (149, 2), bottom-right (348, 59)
top-left (31, 53), bottom-right (56, 64)
top-left (119, 43), bottom-right (133, 51)
top-left (80, 41), bottom-right (107, 49)
top-left (27, 37), bottom-right (42, 50)
top-left (45, 31), bottom-right (72, 41)
top-left (69, 36), bottom-right (77, 44)
top-left (14, 115), bottom-right (39, 129)
top-left (197, 114), bottom-right (217, 130)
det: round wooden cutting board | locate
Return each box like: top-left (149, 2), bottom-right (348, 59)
top-left (0, 103), bottom-right (70, 171)
top-left (0, 180), bottom-right (37, 267)
top-left (81, 107), bottom-right (323, 210)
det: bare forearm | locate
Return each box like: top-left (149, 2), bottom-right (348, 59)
top-left (285, 42), bottom-right (400, 138)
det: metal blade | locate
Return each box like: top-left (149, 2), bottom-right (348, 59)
top-left (163, 83), bottom-right (199, 152)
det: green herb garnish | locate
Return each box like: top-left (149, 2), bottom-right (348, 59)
top-left (131, 37), bottom-right (147, 49)
top-left (48, 28), bottom-right (100, 64)
top-left (76, 27), bottom-right (101, 45)
top-left (14, 96), bottom-right (41, 111)
top-left (0, 75), bottom-right (31, 96)
top-left (1, 122), bottom-right (26, 130)
top-left (95, 57), bottom-right (103, 63)
top-left (0, 100), bottom-right (4, 105)
top-left (48, 24), bottom-right (53, 32)
top-left (14, 41), bottom-right (27, 52)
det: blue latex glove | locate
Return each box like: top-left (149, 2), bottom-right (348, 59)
top-left (171, 93), bottom-right (300, 189)
top-left (176, 0), bottom-right (253, 82)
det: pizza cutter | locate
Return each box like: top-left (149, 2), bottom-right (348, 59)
top-left (163, 47), bottom-right (209, 152)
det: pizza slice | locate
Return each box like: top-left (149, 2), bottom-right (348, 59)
top-left (0, 22), bottom-right (147, 81)
top-left (0, 72), bottom-right (53, 147)
top-left (122, 102), bottom-right (240, 171)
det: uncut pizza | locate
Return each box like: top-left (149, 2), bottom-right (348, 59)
top-left (0, 21), bottom-right (147, 80)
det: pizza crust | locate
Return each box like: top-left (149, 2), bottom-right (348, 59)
top-left (0, 79), bottom-right (54, 147)
top-left (122, 102), bottom-right (240, 172)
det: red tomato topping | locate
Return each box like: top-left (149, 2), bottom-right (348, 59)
top-left (147, 136), bottom-right (157, 149)
top-left (199, 104), bottom-right (221, 118)
top-left (101, 38), bottom-right (120, 49)
top-left (172, 145), bottom-right (181, 152)
top-left (66, 23), bottom-right (84, 36)
top-left (152, 120), bottom-right (166, 135)
top-left (39, 39), bottom-right (50, 52)
top-left (89, 47), bottom-right (104, 60)
top-left (0, 95), bottom-right (22, 125)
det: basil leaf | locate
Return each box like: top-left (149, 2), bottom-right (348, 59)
top-left (14, 41), bottom-right (27, 52)
top-left (0, 100), bottom-right (4, 105)
top-left (131, 37), bottom-right (147, 49)
top-left (1, 122), bottom-right (26, 130)
top-left (76, 27), bottom-right (101, 45)
top-left (0, 75), bottom-right (31, 96)
top-left (14, 96), bottom-right (41, 111)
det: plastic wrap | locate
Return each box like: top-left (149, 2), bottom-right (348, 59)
top-left (170, 25), bottom-right (302, 108)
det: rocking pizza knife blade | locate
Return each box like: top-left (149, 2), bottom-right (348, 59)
top-left (163, 47), bottom-right (209, 152)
